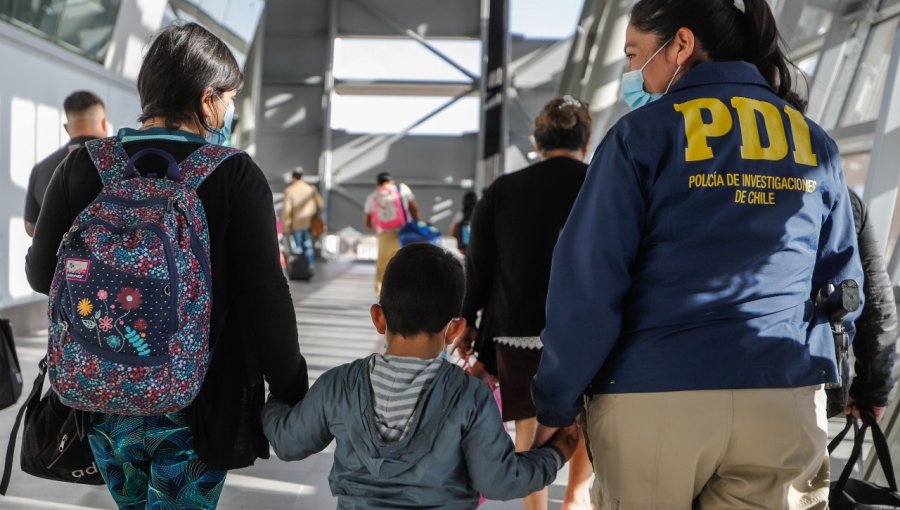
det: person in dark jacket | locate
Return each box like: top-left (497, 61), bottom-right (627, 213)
top-left (24, 90), bottom-right (108, 237)
top-left (530, 1), bottom-right (863, 508)
top-left (458, 96), bottom-right (593, 510)
top-left (25, 23), bottom-right (308, 508)
top-left (838, 189), bottom-right (898, 421)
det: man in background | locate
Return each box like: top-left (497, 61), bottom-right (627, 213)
top-left (24, 90), bottom-right (107, 237)
top-left (283, 170), bottom-right (324, 273)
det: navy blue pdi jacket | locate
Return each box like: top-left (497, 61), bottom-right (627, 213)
top-left (533, 61), bottom-right (865, 427)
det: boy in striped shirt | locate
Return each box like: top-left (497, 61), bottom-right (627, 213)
top-left (263, 244), bottom-right (577, 509)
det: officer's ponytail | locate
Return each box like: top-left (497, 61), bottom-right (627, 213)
top-left (741, 0), bottom-right (806, 111)
top-left (631, 0), bottom-right (806, 112)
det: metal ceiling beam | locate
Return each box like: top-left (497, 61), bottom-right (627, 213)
top-left (559, 0), bottom-right (604, 95)
top-left (347, 0), bottom-right (480, 82)
top-left (335, 80), bottom-right (480, 97)
top-left (332, 85), bottom-right (478, 184)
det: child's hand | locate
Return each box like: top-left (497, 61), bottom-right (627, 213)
top-left (451, 326), bottom-right (477, 356)
top-left (549, 425), bottom-right (580, 462)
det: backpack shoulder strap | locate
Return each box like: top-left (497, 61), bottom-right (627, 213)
top-left (85, 137), bottom-right (131, 188)
top-left (0, 359), bottom-right (46, 495)
top-left (179, 144), bottom-right (244, 189)
top-left (396, 184), bottom-right (410, 223)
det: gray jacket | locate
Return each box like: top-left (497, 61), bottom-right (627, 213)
top-left (262, 356), bottom-right (562, 509)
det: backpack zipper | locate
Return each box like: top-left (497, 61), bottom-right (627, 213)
top-left (172, 200), bottom-right (212, 284)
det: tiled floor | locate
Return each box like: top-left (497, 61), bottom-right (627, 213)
top-left (0, 261), bottom-right (869, 509)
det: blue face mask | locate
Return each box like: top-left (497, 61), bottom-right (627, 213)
top-left (206, 97), bottom-right (235, 146)
top-left (440, 318), bottom-right (461, 360)
top-left (620, 39), bottom-right (682, 110)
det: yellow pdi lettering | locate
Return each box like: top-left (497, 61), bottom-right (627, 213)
top-left (730, 97), bottom-right (789, 162)
top-left (784, 106), bottom-right (819, 167)
top-left (673, 98), bottom-right (732, 162)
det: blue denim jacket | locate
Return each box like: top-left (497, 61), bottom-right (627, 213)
top-left (263, 356), bottom-right (561, 509)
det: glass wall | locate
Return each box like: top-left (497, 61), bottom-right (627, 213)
top-left (793, 6), bottom-right (832, 48)
top-left (841, 152), bottom-right (870, 196)
top-left (163, 0), bottom-right (266, 68)
top-left (840, 16), bottom-right (899, 126)
top-left (0, 0), bottom-right (122, 63)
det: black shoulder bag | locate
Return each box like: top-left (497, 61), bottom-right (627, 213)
top-left (828, 409), bottom-right (900, 509)
top-left (0, 319), bottom-right (23, 411)
top-left (0, 358), bottom-right (103, 495)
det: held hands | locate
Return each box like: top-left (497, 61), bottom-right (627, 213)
top-left (534, 421), bottom-right (581, 462)
top-left (451, 326), bottom-right (478, 357)
top-left (845, 397), bottom-right (886, 422)
top-left (549, 426), bottom-right (580, 462)
top-left (532, 424), bottom-right (558, 449)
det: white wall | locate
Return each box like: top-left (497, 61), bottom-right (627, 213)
top-left (0, 20), bottom-right (143, 310)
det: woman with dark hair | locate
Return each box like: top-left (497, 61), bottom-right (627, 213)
top-left (530, 1), bottom-right (862, 508)
top-left (450, 190), bottom-right (478, 254)
top-left (25, 23), bottom-right (308, 508)
top-left (459, 96), bottom-right (594, 510)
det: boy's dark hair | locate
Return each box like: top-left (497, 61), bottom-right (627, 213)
top-left (292, 171), bottom-right (303, 180)
top-left (63, 91), bottom-right (105, 115)
top-left (137, 22), bottom-right (244, 133)
top-left (376, 172), bottom-right (393, 185)
top-left (379, 244), bottom-right (464, 336)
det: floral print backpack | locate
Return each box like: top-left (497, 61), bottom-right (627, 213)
top-left (46, 137), bottom-right (241, 415)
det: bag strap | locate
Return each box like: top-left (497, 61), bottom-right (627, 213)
top-left (85, 137), bottom-right (132, 188)
top-left (178, 145), bottom-right (243, 190)
top-left (833, 415), bottom-right (868, 495)
top-left (828, 415), bottom-right (855, 454)
top-left (123, 148), bottom-right (181, 181)
top-left (863, 409), bottom-right (899, 491)
top-left (831, 411), bottom-right (900, 496)
top-left (0, 358), bottom-right (47, 495)
top-left (396, 184), bottom-right (410, 224)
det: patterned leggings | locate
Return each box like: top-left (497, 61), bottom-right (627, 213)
top-left (88, 412), bottom-right (226, 509)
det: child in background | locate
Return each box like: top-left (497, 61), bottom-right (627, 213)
top-left (263, 244), bottom-right (577, 509)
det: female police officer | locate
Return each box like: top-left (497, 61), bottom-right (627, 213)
top-left (531, 0), bottom-right (863, 508)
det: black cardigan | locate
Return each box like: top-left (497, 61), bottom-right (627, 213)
top-left (25, 139), bottom-right (309, 470)
top-left (462, 157), bottom-right (587, 371)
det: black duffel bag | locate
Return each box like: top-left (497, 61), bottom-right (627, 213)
top-left (828, 409), bottom-right (900, 509)
top-left (0, 358), bottom-right (103, 494)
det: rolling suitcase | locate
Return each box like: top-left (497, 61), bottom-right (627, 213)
top-left (288, 254), bottom-right (311, 281)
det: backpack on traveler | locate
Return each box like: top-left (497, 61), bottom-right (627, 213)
top-left (369, 185), bottom-right (407, 232)
top-left (46, 137), bottom-right (241, 415)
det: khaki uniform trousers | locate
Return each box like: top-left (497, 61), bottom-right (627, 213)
top-left (584, 386), bottom-right (829, 510)
top-left (375, 230), bottom-right (401, 296)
